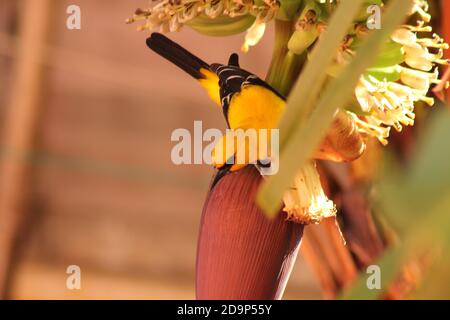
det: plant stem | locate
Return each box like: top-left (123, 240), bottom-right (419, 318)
top-left (266, 20), bottom-right (305, 97)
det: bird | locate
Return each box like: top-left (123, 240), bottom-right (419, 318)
top-left (146, 32), bottom-right (285, 186)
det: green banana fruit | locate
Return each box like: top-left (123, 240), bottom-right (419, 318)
top-left (370, 41), bottom-right (405, 68)
top-left (287, 1), bottom-right (321, 54)
top-left (188, 14), bottom-right (256, 37)
top-left (350, 38), bottom-right (405, 68)
top-left (288, 28), bottom-right (319, 55)
top-left (366, 65), bottom-right (401, 82)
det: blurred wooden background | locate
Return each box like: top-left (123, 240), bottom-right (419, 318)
top-left (0, 0), bottom-right (321, 299)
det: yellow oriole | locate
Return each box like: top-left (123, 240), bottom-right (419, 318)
top-left (146, 33), bottom-right (285, 183)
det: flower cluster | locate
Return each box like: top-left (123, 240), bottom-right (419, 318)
top-left (348, 1), bottom-right (449, 145)
top-left (286, 0), bottom-right (449, 145)
top-left (126, 0), bottom-right (280, 51)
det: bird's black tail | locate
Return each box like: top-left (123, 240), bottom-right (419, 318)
top-left (146, 33), bottom-right (210, 80)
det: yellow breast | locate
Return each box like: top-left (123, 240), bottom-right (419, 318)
top-left (227, 85), bottom-right (285, 130)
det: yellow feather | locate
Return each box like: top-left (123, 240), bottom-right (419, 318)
top-left (209, 82), bottom-right (285, 171)
top-left (198, 68), bottom-right (221, 107)
top-left (227, 85), bottom-right (285, 130)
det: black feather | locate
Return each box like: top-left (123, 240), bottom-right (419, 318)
top-left (146, 33), bottom-right (210, 79)
top-left (228, 53), bottom-right (240, 67)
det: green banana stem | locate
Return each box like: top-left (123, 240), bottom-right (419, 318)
top-left (266, 20), bottom-right (305, 97)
